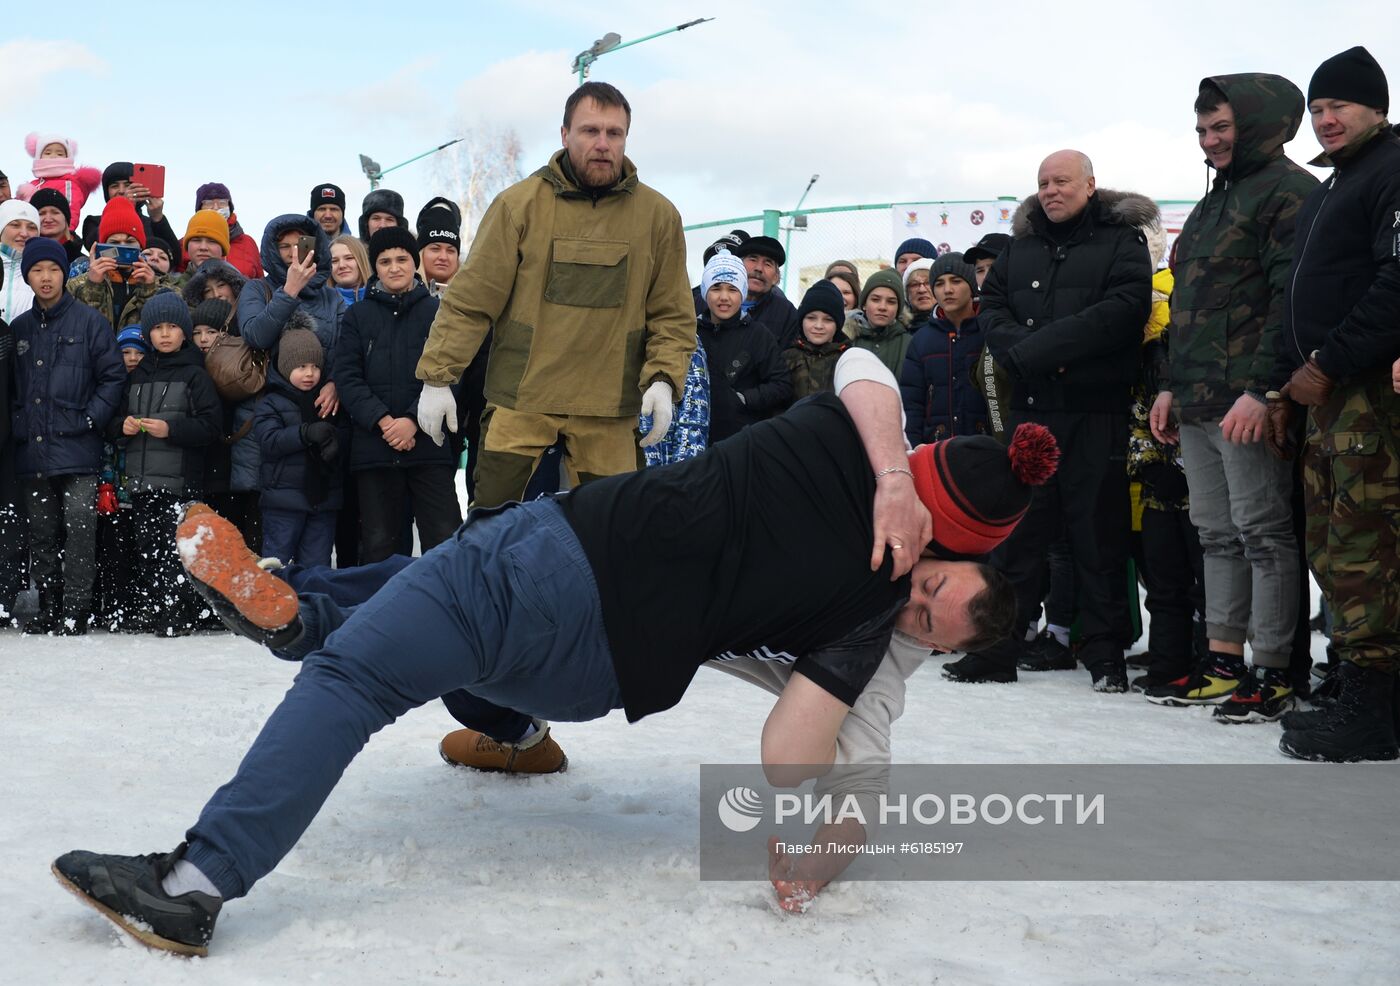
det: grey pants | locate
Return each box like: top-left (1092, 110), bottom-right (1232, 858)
top-left (1179, 419), bottom-right (1298, 668)
top-left (21, 473), bottom-right (99, 616)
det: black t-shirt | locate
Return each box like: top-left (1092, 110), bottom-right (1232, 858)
top-left (561, 393), bottom-right (911, 722)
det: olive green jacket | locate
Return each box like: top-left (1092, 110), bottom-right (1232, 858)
top-left (417, 151), bottom-right (695, 416)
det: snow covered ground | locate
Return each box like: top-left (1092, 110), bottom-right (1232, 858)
top-left (4, 619), bottom-right (1399, 986)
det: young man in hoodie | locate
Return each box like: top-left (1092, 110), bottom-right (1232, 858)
top-left (1147, 74), bottom-right (1319, 719)
top-left (10, 237), bottom-right (125, 634)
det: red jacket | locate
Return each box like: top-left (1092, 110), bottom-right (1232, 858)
top-left (179, 214), bottom-right (264, 279)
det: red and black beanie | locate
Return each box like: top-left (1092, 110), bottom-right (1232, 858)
top-left (908, 423), bottom-right (1059, 557)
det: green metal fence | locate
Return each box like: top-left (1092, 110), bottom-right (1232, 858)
top-left (683, 199), bottom-right (1200, 298)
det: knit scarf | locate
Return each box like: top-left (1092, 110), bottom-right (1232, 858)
top-left (288, 381), bottom-right (332, 507)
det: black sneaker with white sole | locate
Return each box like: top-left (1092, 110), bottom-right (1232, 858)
top-left (52, 843), bottom-right (221, 956)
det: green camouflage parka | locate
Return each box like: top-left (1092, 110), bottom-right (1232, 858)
top-left (1165, 72), bottom-right (1320, 419)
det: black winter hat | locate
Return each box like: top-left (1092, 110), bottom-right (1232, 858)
top-left (139, 290), bottom-right (193, 340)
top-left (928, 252), bottom-right (979, 295)
top-left (30, 187), bottom-right (71, 226)
top-left (963, 232), bottom-right (1011, 265)
top-left (797, 280), bottom-right (846, 334)
top-left (146, 236), bottom-right (179, 267)
top-left (368, 225), bottom-right (421, 270)
top-left (310, 182), bottom-right (347, 214)
top-left (703, 228), bottom-right (751, 265)
top-left (102, 162), bottom-right (133, 201)
top-left (358, 188), bottom-right (406, 241)
top-left (416, 196), bottom-right (462, 250)
top-left (1308, 46), bottom-right (1389, 114)
top-left (741, 235), bottom-right (785, 267)
top-left (191, 298), bottom-right (233, 333)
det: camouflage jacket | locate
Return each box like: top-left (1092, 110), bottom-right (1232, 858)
top-left (67, 273), bottom-right (173, 331)
top-left (1166, 73), bottom-right (1319, 420)
top-left (784, 335), bottom-right (849, 401)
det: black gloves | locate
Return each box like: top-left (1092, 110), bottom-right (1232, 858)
top-left (299, 421), bottom-right (339, 464)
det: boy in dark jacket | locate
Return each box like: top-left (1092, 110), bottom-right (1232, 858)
top-left (113, 292), bottom-right (221, 635)
top-left (784, 280), bottom-right (849, 401)
top-left (91, 327), bottom-right (147, 630)
top-left (695, 251), bottom-right (792, 443)
top-left (334, 227), bottom-right (459, 563)
top-left (900, 253), bottom-right (988, 445)
top-left (255, 327), bottom-right (344, 569)
top-left (11, 237), bottom-right (125, 633)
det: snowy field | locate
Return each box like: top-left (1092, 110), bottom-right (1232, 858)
top-left (4, 621), bottom-right (1399, 986)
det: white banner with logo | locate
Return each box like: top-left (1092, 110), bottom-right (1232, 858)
top-left (891, 201), bottom-right (1015, 259)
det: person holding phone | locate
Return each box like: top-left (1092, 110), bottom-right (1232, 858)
top-left (238, 216), bottom-right (345, 422)
top-left (79, 162), bottom-right (178, 260)
top-left (69, 196), bottom-right (164, 331)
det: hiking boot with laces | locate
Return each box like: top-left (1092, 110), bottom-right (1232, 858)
top-left (439, 721), bottom-right (568, 774)
top-left (1143, 653), bottom-right (1246, 707)
top-left (1213, 668), bottom-right (1297, 724)
top-left (52, 843), bottom-right (221, 956)
top-left (1279, 662), bottom-right (1399, 763)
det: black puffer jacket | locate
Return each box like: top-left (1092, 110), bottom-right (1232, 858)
top-left (1277, 124), bottom-right (1400, 382)
top-left (113, 338), bottom-right (222, 493)
top-left (983, 189), bottom-right (1153, 413)
top-left (334, 278), bottom-right (456, 471)
top-left (696, 310), bottom-right (792, 443)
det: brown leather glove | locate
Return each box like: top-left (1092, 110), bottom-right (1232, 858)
top-left (1264, 388), bottom-right (1298, 461)
top-left (1286, 356), bottom-right (1335, 407)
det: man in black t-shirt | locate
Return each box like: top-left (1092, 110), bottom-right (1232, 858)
top-left (53, 351), bottom-right (1051, 956)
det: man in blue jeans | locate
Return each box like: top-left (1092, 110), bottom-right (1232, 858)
top-left (52, 351), bottom-right (1049, 956)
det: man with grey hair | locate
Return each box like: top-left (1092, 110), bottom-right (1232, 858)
top-left (943, 149), bottom-right (1153, 691)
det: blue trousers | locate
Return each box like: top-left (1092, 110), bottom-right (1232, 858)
top-left (184, 499), bottom-right (622, 899)
top-left (261, 507), bottom-right (337, 570)
top-left (280, 555), bottom-right (536, 745)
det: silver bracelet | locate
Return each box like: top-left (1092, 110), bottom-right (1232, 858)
top-left (874, 466), bottom-right (913, 481)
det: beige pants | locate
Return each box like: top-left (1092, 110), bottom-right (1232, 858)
top-left (473, 404), bottom-right (643, 508)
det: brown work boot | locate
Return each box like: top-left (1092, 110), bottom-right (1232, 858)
top-left (176, 502), bottom-right (301, 647)
top-left (439, 721), bottom-right (568, 774)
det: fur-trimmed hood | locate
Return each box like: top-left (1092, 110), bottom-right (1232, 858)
top-left (1011, 188), bottom-right (1159, 239)
top-left (181, 258), bottom-right (248, 309)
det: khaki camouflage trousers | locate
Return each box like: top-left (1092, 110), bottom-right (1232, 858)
top-left (1301, 368), bottom-right (1400, 672)
top-left (473, 404), bottom-right (643, 508)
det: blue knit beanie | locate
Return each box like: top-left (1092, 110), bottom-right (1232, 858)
top-left (895, 237), bottom-right (938, 262)
top-left (20, 236), bottom-right (69, 282)
top-left (139, 290), bottom-right (193, 340)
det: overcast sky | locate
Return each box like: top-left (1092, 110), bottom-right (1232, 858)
top-left (3, 0), bottom-right (1396, 249)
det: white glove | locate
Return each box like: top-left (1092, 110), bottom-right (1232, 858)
top-left (638, 380), bottom-right (674, 449)
top-left (416, 383), bottom-right (459, 447)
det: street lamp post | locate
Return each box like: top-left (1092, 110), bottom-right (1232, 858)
top-left (781, 174), bottom-right (819, 293)
top-left (571, 18), bottom-right (715, 84)
top-left (358, 138), bottom-right (465, 190)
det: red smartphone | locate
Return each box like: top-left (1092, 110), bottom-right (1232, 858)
top-left (132, 163), bottom-right (166, 199)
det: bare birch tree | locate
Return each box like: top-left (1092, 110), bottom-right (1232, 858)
top-left (431, 124), bottom-right (524, 248)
